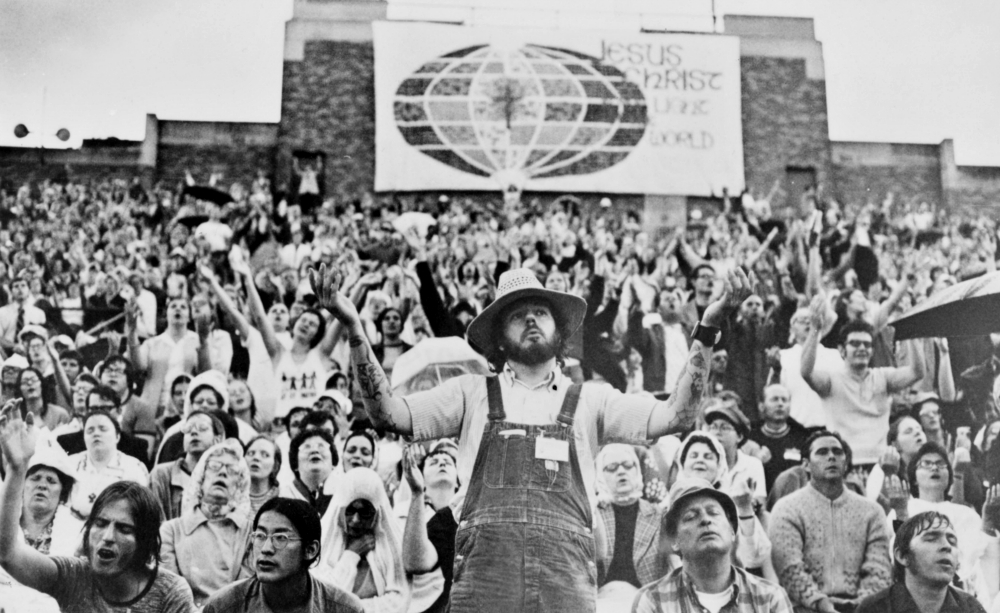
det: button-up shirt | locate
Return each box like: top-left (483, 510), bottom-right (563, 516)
top-left (856, 582), bottom-right (986, 613)
top-left (404, 363), bottom-right (659, 515)
top-left (632, 566), bottom-right (794, 613)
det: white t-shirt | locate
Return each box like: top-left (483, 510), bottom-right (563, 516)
top-left (695, 585), bottom-right (734, 613)
top-left (780, 343), bottom-right (844, 429)
top-left (273, 348), bottom-right (329, 420)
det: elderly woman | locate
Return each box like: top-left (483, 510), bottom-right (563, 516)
top-left (149, 410), bottom-right (224, 521)
top-left (0, 446), bottom-right (83, 613)
top-left (160, 438), bottom-right (254, 606)
top-left (69, 410), bottom-right (149, 519)
top-left (672, 431), bottom-right (775, 578)
top-left (316, 467), bottom-right (408, 613)
top-left (247, 435), bottom-right (282, 515)
top-left (280, 428), bottom-right (338, 516)
top-left (594, 444), bottom-right (667, 609)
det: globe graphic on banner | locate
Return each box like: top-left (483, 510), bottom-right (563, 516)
top-left (393, 44), bottom-right (648, 193)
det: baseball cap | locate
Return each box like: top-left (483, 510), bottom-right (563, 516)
top-left (662, 477), bottom-right (738, 537)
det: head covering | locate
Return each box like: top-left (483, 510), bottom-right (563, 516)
top-left (595, 444), bottom-right (644, 505)
top-left (318, 467), bottom-right (408, 601)
top-left (676, 431), bottom-right (728, 487)
top-left (466, 268), bottom-right (586, 353)
top-left (181, 438), bottom-right (251, 518)
top-left (17, 324), bottom-right (48, 343)
top-left (662, 477), bottom-right (738, 538)
top-left (27, 445), bottom-right (77, 490)
top-left (318, 389), bottom-right (352, 416)
top-left (703, 401), bottom-right (751, 438)
top-left (182, 370), bottom-right (231, 418)
top-left (3, 354), bottom-right (29, 370)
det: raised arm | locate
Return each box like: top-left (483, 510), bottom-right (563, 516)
top-left (310, 265), bottom-right (413, 435)
top-left (401, 445), bottom-right (438, 573)
top-left (125, 298), bottom-right (148, 373)
top-left (648, 268), bottom-right (755, 438)
top-left (200, 265), bottom-right (251, 339)
top-left (0, 400), bottom-right (59, 592)
top-left (800, 294), bottom-right (832, 397)
top-left (235, 260), bottom-right (281, 361)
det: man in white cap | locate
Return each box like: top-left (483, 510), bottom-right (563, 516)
top-left (632, 478), bottom-right (793, 613)
top-left (310, 264), bottom-right (755, 613)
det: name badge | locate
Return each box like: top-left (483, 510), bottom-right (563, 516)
top-left (535, 436), bottom-right (570, 463)
top-left (783, 448), bottom-right (801, 462)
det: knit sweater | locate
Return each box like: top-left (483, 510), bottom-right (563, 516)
top-left (769, 483), bottom-right (891, 609)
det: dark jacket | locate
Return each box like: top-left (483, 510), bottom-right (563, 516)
top-left (856, 581), bottom-right (985, 613)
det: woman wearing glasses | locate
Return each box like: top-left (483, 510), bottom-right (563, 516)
top-left (902, 441), bottom-right (988, 591)
top-left (593, 444), bottom-right (667, 609)
top-left (203, 497), bottom-right (364, 612)
top-left (316, 467), bottom-right (408, 613)
top-left (149, 411), bottom-right (224, 521)
top-left (159, 438), bottom-right (254, 607)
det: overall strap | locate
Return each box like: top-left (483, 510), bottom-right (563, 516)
top-left (485, 376), bottom-right (506, 422)
top-left (555, 383), bottom-right (583, 428)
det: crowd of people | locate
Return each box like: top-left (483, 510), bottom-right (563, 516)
top-left (0, 170), bottom-right (997, 613)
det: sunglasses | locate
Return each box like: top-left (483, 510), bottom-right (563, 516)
top-left (345, 503), bottom-right (376, 520)
top-left (602, 460), bottom-right (637, 473)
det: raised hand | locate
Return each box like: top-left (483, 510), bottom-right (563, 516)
top-left (229, 247), bottom-right (253, 278)
top-left (0, 399), bottom-right (36, 472)
top-left (729, 476), bottom-right (756, 517)
top-left (403, 444), bottom-right (426, 494)
top-left (879, 446), bottom-right (901, 476)
top-left (199, 264), bottom-right (218, 285)
top-left (701, 267), bottom-right (757, 328)
top-left (883, 475), bottom-right (909, 521)
top-left (808, 293), bottom-right (826, 331)
top-left (308, 264), bottom-right (362, 329)
top-left (124, 296), bottom-right (140, 331)
top-left (983, 485), bottom-right (1000, 536)
top-left (346, 533), bottom-right (376, 557)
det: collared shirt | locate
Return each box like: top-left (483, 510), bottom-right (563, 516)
top-left (856, 582), bottom-right (986, 613)
top-left (69, 450), bottom-right (150, 518)
top-left (632, 566), bottom-right (794, 613)
top-left (404, 363), bottom-right (658, 514)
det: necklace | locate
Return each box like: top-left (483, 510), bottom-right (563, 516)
top-left (23, 517), bottom-right (54, 554)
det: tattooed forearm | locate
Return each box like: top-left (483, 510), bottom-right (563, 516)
top-left (651, 344), bottom-right (710, 437)
top-left (348, 333), bottom-right (401, 432)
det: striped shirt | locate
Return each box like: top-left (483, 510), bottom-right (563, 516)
top-left (632, 567), bottom-right (794, 613)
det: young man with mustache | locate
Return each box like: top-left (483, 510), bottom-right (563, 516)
top-left (311, 264), bottom-right (755, 613)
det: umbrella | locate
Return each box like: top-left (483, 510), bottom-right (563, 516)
top-left (390, 337), bottom-right (490, 395)
top-left (890, 270), bottom-right (1000, 340)
top-left (174, 214), bottom-right (210, 229)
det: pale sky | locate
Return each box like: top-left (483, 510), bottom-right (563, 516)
top-left (2, 0), bottom-right (998, 165)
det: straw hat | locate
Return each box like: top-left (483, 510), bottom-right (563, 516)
top-left (465, 268), bottom-right (586, 353)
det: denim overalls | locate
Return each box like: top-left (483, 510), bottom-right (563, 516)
top-left (449, 376), bottom-right (597, 613)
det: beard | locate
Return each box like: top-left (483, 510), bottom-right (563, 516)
top-left (501, 328), bottom-right (563, 366)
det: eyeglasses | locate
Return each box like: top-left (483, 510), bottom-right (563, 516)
top-left (917, 459), bottom-right (948, 471)
top-left (696, 274), bottom-right (715, 280)
top-left (206, 460), bottom-right (239, 473)
top-left (251, 531), bottom-right (301, 550)
top-left (345, 505), bottom-right (377, 520)
top-left (602, 460), bottom-right (637, 473)
top-left (846, 340), bottom-right (873, 349)
top-left (706, 422), bottom-right (736, 434)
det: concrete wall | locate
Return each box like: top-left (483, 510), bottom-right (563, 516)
top-left (830, 141), bottom-right (942, 207)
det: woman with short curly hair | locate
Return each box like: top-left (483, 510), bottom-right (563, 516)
top-left (159, 438), bottom-right (254, 607)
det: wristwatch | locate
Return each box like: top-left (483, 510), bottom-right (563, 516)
top-left (691, 322), bottom-right (722, 348)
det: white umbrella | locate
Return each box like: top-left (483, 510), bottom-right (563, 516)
top-left (391, 337), bottom-right (490, 395)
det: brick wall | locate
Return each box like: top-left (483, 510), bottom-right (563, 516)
top-left (831, 164), bottom-right (942, 208)
top-left (740, 56), bottom-right (830, 207)
top-left (277, 40), bottom-right (376, 199)
top-left (156, 144), bottom-right (276, 188)
top-left (950, 165), bottom-right (1000, 211)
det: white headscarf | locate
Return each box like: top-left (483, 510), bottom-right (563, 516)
top-left (595, 444), bottom-right (644, 505)
top-left (675, 431), bottom-right (729, 488)
top-left (181, 438), bottom-right (251, 519)
top-left (318, 467), bottom-right (408, 603)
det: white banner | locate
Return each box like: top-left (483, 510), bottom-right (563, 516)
top-left (374, 21), bottom-right (744, 196)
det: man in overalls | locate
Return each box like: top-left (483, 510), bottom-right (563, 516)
top-left (310, 265), bottom-right (754, 613)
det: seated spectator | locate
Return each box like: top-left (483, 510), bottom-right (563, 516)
top-left (156, 372), bottom-right (192, 438)
top-left (903, 441), bottom-right (987, 589)
top-left (857, 511), bottom-right (986, 613)
top-left (149, 410), bottom-right (224, 521)
top-left (160, 439), bottom-right (254, 606)
top-left (156, 369), bottom-right (231, 464)
top-left (401, 443), bottom-right (460, 613)
top-left (747, 383), bottom-right (813, 492)
top-left (0, 445), bottom-right (83, 613)
top-left (246, 435), bottom-right (282, 516)
top-left (632, 478), bottom-right (793, 613)
top-left (770, 430), bottom-right (892, 612)
top-left (202, 497), bottom-right (364, 613)
top-left (673, 431), bottom-right (775, 576)
top-left (281, 428), bottom-right (338, 516)
top-left (58, 349), bottom-right (83, 388)
top-left (17, 366), bottom-right (70, 433)
top-left (316, 466), bottom-right (409, 613)
top-left (50, 371), bottom-right (99, 438)
top-left (98, 355), bottom-right (155, 440)
top-left (592, 444), bottom-right (667, 607)
top-left (0, 405), bottom-right (195, 613)
top-left (68, 409), bottom-right (150, 519)
top-left (703, 397), bottom-right (766, 507)
top-left (56, 384), bottom-right (149, 465)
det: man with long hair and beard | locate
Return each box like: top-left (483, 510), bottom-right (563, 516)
top-left (309, 264), bottom-right (755, 613)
